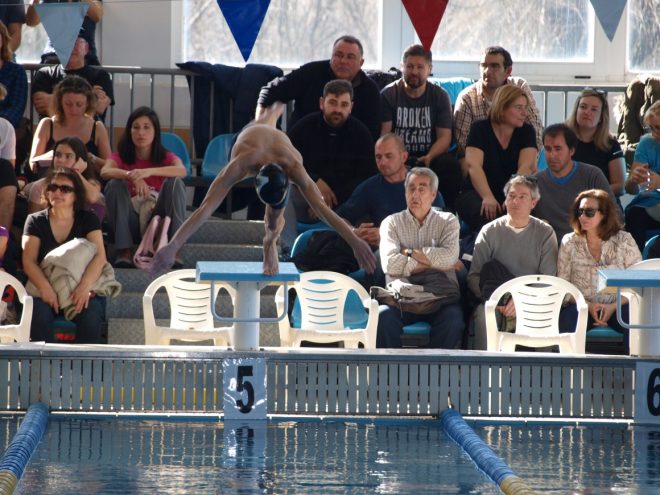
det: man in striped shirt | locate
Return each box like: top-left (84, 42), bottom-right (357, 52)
top-left (377, 167), bottom-right (464, 348)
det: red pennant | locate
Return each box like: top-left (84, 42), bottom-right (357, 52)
top-left (402, 0), bottom-right (449, 51)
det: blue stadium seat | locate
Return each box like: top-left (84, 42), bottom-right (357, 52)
top-left (161, 132), bottom-right (192, 177)
top-left (201, 133), bottom-right (235, 179)
top-left (643, 234), bottom-right (659, 259)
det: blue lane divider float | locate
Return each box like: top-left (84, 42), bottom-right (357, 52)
top-left (0, 403), bottom-right (49, 495)
top-left (440, 409), bottom-right (536, 495)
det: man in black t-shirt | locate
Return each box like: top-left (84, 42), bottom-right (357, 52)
top-left (31, 34), bottom-right (113, 120)
top-left (381, 44), bottom-right (461, 211)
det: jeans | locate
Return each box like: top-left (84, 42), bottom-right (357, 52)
top-left (31, 296), bottom-right (106, 344)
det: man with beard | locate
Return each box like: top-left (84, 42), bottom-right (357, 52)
top-left (287, 79), bottom-right (376, 222)
top-left (381, 44), bottom-right (461, 210)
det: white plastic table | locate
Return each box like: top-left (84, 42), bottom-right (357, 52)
top-left (196, 261), bottom-right (300, 351)
top-left (597, 269), bottom-right (660, 357)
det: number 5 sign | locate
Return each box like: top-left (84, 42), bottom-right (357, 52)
top-left (223, 358), bottom-right (267, 420)
top-left (635, 362), bottom-right (660, 424)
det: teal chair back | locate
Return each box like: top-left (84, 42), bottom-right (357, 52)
top-left (429, 77), bottom-right (474, 153)
top-left (201, 133), bottom-right (235, 179)
top-left (643, 234), bottom-right (659, 259)
top-left (161, 132), bottom-right (192, 177)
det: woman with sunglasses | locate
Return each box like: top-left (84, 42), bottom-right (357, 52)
top-left (557, 189), bottom-right (641, 353)
top-left (101, 107), bottom-right (186, 268)
top-left (22, 167), bottom-right (108, 343)
top-left (624, 101), bottom-right (660, 251)
top-left (23, 137), bottom-right (104, 220)
top-left (29, 75), bottom-right (111, 176)
top-left (456, 85), bottom-right (537, 233)
top-left (566, 88), bottom-right (626, 198)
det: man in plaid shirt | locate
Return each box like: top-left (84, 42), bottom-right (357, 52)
top-left (454, 46), bottom-right (543, 158)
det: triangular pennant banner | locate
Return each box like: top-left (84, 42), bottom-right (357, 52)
top-left (35, 3), bottom-right (88, 67)
top-left (590, 0), bottom-right (627, 42)
top-left (217, 0), bottom-right (271, 61)
top-left (402, 0), bottom-right (449, 51)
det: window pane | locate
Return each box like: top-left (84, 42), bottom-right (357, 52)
top-left (627, 0), bottom-right (659, 72)
top-left (16, 24), bottom-right (48, 63)
top-left (184, 0), bottom-right (380, 67)
top-left (430, 0), bottom-right (593, 62)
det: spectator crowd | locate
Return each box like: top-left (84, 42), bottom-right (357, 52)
top-left (0, 17), bottom-right (658, 352)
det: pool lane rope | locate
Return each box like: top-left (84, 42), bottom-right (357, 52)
top-left (0, 403), bottom-right (49, 495)
top-left (440, 409), bottom-right (536, 495)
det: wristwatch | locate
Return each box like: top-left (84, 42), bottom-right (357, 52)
top-left (404, 248), bottom-right (413, 257)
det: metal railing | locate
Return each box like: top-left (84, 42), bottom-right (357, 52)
top-left (23, 64), bottom-right (629, 162)
top-left (0, 345), bottom-right (637, 420)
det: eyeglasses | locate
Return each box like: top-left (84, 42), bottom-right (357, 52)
top-left (574, 207), bottom-right (602, 218)
top-left (46, 183), bottom-right (75, 194)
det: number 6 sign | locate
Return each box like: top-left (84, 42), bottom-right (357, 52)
top-left (223, 358), bottom-right (267, 420)
top-left (635, 362), bottom-right (660, 425)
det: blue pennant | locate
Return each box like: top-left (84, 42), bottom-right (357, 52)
top-left (216, 0), bottom-right (271, 61)
top-left (590, 0), bottom-right (627, 42)
top-left (35, 3), bottom-right (89, 66)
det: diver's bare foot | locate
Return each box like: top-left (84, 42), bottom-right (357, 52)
top-left (262, 240), bottom-right (279, 275)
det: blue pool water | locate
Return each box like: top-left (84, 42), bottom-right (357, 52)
top-left (1, 417), bottom-right (658, 494)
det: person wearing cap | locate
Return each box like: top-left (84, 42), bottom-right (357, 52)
top-left (31, 30), bottom-right (113, 120)
top-left (151, 103), bottom-right (377, 277)
top-left (27, 0), bottom-right (103, 65)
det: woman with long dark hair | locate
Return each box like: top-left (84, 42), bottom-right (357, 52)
top-left (101, 106), bottom-right (186, 268)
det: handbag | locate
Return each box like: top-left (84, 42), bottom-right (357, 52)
top-left (370, 270), bottom-right (461, 315)
top-left (133, 215), bottom-right (171, 270)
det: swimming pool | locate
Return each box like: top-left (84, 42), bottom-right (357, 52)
top-left (3, 416), bottom-right (658, 494)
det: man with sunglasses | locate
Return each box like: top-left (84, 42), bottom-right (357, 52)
top-left (454, 46), bottom-right (543, 155)
top-left (533, 123), bottom-right (620, 241)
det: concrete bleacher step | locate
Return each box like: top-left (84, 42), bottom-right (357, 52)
top-left (187, 218), bottom-right (265, 245)
top-left (107, 290), bottom-right (278, 320)
top-left (106, 217), bottom-right (284, 345)
top-left (108, 318), bottom-right (281, 347)
top-left (179, 244), bottom-right (264, 265)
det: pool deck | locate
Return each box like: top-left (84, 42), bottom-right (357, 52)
top-left (0, 344), bottom-right (653, 422)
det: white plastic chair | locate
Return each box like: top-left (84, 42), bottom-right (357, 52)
top-left (626, 259), bottom-right (660, 355)
top-left (0, 272), bottom-right (33, 343)
top-left (143, 269), bottom-right (235, 346)
top-left (485, 275), bottom-right (588, 353)
top-left (275, 271), bottom-right (378, 349)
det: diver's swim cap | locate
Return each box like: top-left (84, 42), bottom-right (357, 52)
top-left (255, 163), bottom-right (289, 206)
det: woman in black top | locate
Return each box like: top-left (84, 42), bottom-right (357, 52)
top-left (456, 85), bottom-right (537, 232)
top-left (29, 76), bottom-right (111, 175)
top-left (22, 167), bottom-right (107, 343)
top-left (566, 88), bottom-right (626, 196)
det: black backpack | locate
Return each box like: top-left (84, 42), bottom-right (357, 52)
top-left (292, 230), bottom-right (359, 274)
